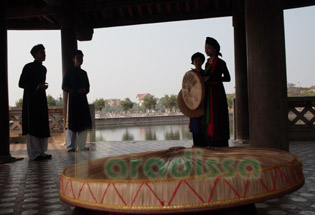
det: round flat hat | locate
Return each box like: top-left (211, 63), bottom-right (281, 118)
top-left (60, 147), bottom-right (304, 214)
top-left (177, 90), bottom-right (204, 118)
top-left (181, 70), bottom-right (205, 110)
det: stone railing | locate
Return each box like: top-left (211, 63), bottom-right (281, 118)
top-left (288, 97), bottom-right (315, 140)
top-left (9, 106), bottom-right (64, 138)
top-left (9, 105), bottom-right (95, 143)
top-left (9, 98), bottom-right (315, 141)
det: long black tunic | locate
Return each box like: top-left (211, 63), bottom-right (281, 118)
top-left (203, 57), bottom-right (230, 145)
top-left (18, 60), bottom-right (50, 138)
top-left (62, 67), bottom-right (92, 132)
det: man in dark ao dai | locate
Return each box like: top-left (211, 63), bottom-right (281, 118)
top-left (19, 44), bottom-right (51, 161)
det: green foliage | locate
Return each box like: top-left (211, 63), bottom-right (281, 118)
top-left (299, 90), bottom-right (315, 97)
top-left (93, 98), bottom-right (106, 112)
top-left (226, 94), bottom-right (235, 109)
top-left (16, 95), bottom-right (61, 107)
top-left (46, 94), bottom-right (57, 106)
top-left (142, 95), bottom-right (157, 110)
top-left (131, 103), bottom-right (145, 113)
top-left (163, 94), bottom-right (178, 110)
top-left (15, 98), bottom-right (23, 108)
top-left (155, 97), bottom-right (164, 110)
top-left (120, 98), bottom-right (134, 112)
top-left (162, 95), bottom-right (170, 109)
top-left (56, 95), bottom-right (63, 106)
top-left (104, 101), bottom-right (122, 113)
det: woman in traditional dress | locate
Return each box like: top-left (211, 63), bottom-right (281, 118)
top-left (203, 37), bottom-right (231, 147)
top-left (62, 50), bottom-right (92, 152)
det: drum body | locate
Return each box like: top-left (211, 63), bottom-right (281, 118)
top-left (178, 70), bottom-right (205, 117)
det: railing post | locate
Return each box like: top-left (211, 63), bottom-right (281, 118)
top-left (89, 104), bottom-right (96, 142)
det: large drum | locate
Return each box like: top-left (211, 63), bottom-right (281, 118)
top-left (60, 147), bottom-right (304, 214)
top-left (177, 70), bottom-right (205, 118)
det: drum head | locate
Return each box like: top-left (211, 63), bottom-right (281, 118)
top-left (177, 90), bottom-right (204, 118)
top-left (182, 70), bottom-right (205, 110)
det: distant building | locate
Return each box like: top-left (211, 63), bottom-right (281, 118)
top-left (136, 93), bottom-right (150, 105)
top-left (287, 83), bottom-right (308, 96)
top-left (310, 86), bottom-right (315, 93)
top-left (106, 99), bottom-right (121, 106)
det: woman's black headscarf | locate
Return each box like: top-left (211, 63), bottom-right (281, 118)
top-left (205, 37), bottom-right (222, 57)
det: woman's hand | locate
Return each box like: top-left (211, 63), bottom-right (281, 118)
top-left (37, 82), bottom-right (48, 90)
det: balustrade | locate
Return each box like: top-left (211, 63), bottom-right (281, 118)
top-left (9, 106), bottom-right (64, 137)
top-left (288, 97), bottom-right (315, 140)
top-left (8, 99), bottom-right (315, 141)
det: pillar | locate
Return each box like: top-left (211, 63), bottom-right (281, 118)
top-left (233, 0), bottom-right (249, 143)
top-left (0, 0), bottom-right (10, 158)
top-left (245, 0), bottom-right (288, 150)
top-left (0, 0), bottom-right (23, 163)
top-left (60, 9), bottom-right (77, 123)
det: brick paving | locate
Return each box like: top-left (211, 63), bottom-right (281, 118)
top-left (0, 140), bottom-right (314, 215)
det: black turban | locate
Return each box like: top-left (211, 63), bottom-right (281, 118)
top-left (72, 50), bottom-right (84, 58)
top-left (30, 44), bottom-right (45, 56)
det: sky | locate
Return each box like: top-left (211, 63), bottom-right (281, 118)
top-left (7, 5), bottom-right (315, 106)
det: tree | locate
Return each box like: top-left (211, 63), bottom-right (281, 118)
top-left (104, 100), bottom-right (122, 114)
top-left (15, 98), bottom-right (23, 108)
top-left (56, 95), bottom-right (63, 106)
top-left (226, 94), bottom-right (235, 109)
top-left (132, 102), bottom-right (145, 113)
top-left (163, 95), bottom-right (170, 109)
top-left (299, 90), bottom-right (315, 97)
top-left (163, 94), bottom-right (178, 111)
top-left (120, 98), bottom-right (134, 112)
top-left (142, 95), bottom-right (157, 110)
top-left (46, 94), bottom-right (57, 106)
top-left (93, 98), bottom-right (106, 112)
top-left (155, 97), bottom-right (164, 110)
top-left (168, 94), bottom-right (178, 110)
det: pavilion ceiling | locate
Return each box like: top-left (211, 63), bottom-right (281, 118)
top-left (7, 0), bottom-right (315, 31)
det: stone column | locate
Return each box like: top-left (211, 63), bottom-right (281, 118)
top-left (60, 9), bottom-right (77, 124)
top-left (0, 0), bottom-right (10, 158)
top-left (233, 0), bottom-right (249, 143)
top-left (245, 0), bottom-right (288, 150)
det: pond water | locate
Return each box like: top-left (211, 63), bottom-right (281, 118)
top-left (95, 119), bottom-right (233, 141)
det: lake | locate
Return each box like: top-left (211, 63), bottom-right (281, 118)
top-left (95, 119), bottom-right (234, 141)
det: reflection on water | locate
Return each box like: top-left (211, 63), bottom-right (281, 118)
top-left (96, 119), bottom-right (233, 141)
top-left (96, 124), bottom-right (191, 141)
top-left (145, 127), bottom-right (157, 140)
top-left (165, 128), bottom-right (180, 140)
top-left (122, 129), bottom-right (134, 141)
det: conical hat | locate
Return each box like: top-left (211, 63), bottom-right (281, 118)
top-left (177, 90), bottom-right (204, 118)
top-left (182, 70), bottom-right (205, 110)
